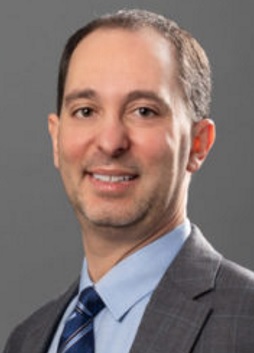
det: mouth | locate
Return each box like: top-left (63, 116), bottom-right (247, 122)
top-left (91, 173), bottom-right (137, 183)
top-left (85, 168), bottom-right (139, 194)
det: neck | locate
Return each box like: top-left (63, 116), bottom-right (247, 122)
top-left (81, 212), bottom-right (185, 282)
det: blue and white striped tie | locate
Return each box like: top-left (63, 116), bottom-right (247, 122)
top-left (57, 287), bottom-right (105, 353)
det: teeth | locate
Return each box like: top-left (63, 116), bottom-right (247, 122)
top-left (92, 174), bottom-right (134, 183)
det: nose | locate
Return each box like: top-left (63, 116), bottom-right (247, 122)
top-left (96, 116), bottom-right (131, 158)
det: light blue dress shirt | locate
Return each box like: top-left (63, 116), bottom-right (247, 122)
top-left (48, 219), bottom-right (191, 353)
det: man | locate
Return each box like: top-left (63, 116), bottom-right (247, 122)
top-left (4, 9), bottom-right (254, 353)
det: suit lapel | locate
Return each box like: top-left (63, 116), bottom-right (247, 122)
top-left (20, 281), bottom-right (78, 353)
top-left (130, 225), bottom-right (222, 353)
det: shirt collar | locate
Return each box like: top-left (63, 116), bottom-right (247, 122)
top-left (79, 219), bottom-right (191, 321)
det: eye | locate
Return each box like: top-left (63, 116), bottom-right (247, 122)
top-left (136, 107), bottom-right (158, 118)
top-left (74, 107), bottom-right (94, 119)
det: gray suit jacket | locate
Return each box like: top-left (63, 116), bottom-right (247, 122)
top-left (4, 225), bottom-right (254, 353)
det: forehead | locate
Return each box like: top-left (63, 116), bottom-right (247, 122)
top-left (64, 27), bottom-right (180, 97)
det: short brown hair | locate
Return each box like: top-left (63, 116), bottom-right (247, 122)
top-left (57, 9), bottom-right (211, 121)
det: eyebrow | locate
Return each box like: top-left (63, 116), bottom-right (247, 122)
top-left (64, 89), bottom-right (99, 107)
top-left (123, 90), bottom-right (172, 114)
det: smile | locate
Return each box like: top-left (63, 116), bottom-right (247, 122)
top-left (92, 174), bottom-right (136, 183)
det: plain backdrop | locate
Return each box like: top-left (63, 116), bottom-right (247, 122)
top-left (1, 0), bottom-right (254, 349)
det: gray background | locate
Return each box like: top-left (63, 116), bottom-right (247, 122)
top-left (1, 0), bottom-right (253, 349)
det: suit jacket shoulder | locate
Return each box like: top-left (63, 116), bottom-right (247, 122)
top-left (130, 224), bottom-right (254, 353)
top-left (3, 281), bottom-right (78, 353)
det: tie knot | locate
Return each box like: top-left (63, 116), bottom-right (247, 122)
top-left (76, 286), bottom-right (105, 318)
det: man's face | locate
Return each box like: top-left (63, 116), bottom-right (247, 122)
top-left (49, 28), bottom-right (198, 234)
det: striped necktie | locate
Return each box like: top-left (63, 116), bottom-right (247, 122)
top-left (57, 286), bottom-right (105, 353)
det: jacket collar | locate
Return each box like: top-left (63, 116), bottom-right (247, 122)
top-left (130, 225), bottom-right (222, 353)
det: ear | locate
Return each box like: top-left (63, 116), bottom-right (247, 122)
top-left (48, 113), bottom-right (60, 169)
top-left (187, 118), bottom-right (216, 173)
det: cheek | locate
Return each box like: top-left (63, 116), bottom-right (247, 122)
top-left (134, 129), bottom-right (174, 166)
top-left (58, 127), bottom-right (88, 164)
